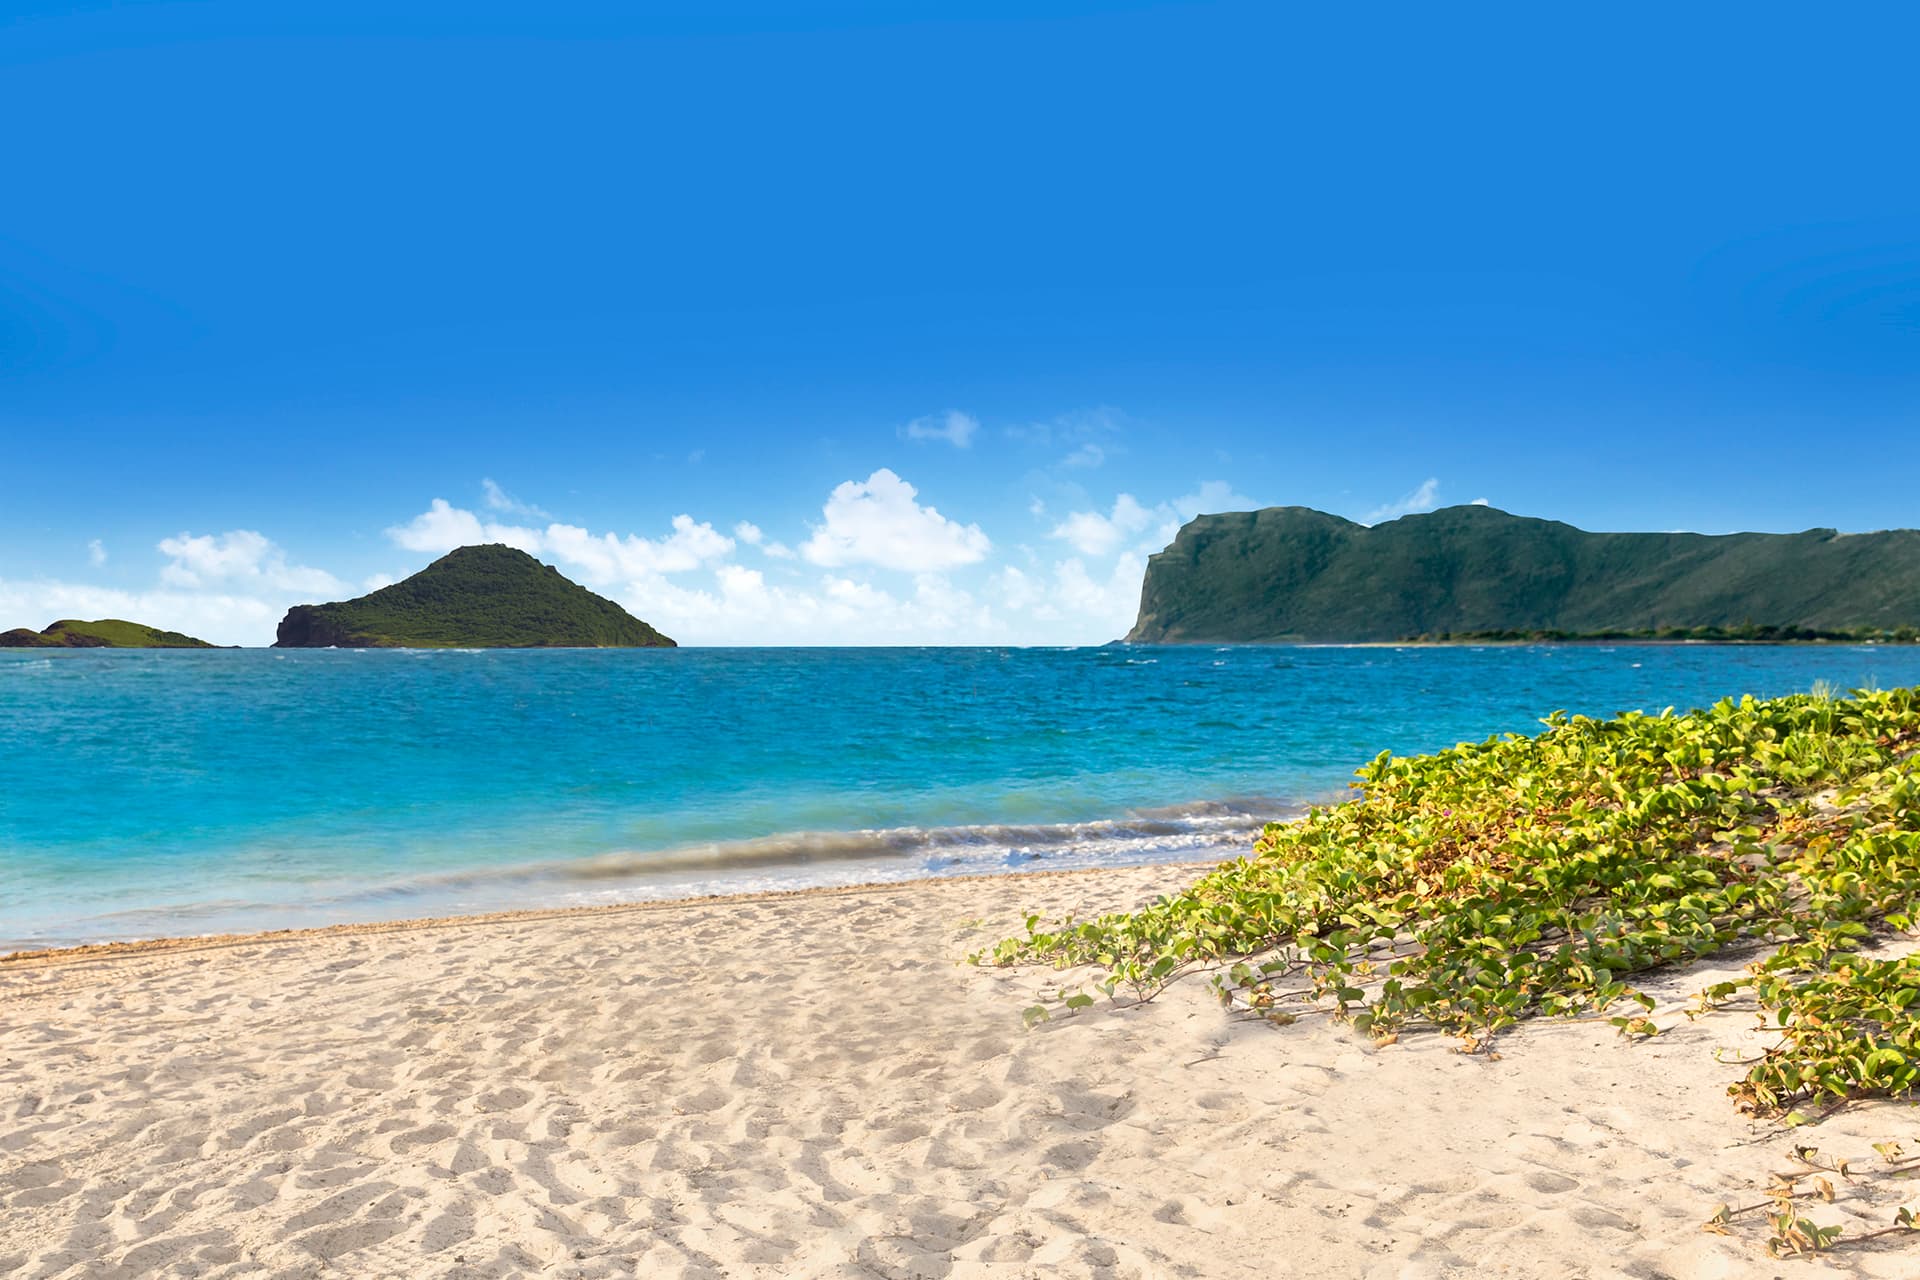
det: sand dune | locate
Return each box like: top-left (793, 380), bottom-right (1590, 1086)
top-left (3, 863), bottom-right (1918, 1278)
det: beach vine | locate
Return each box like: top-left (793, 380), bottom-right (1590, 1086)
top-left (979, 686), bottom-right (1920, 1113)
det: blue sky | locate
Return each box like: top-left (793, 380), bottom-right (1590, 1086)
top-left (4, 1), bottom-right (1918, 644)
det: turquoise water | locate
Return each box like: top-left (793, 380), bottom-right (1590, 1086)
top-left (5, 644), bottom-right (1920, 950)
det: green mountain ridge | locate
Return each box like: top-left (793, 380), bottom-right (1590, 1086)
top-left (274, 544), bottom-right (676, 649)
top-left (1127, 505), bottom-right (1920, 644)
top-left (0, 619), bottom-right (219, 648)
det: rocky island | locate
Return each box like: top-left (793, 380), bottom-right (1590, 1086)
top-left (274, 544), bottom-right (675, 648)
top-left (0, 619), bottom-right (218, 648)
top-left (1128, 504), bottom-right (1920, 644)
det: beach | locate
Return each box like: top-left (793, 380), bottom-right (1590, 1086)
top-left (5, 862), bottom-right (1916, 1279)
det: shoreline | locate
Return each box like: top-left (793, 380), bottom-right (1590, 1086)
top-left (8, 854), bottom-right (1920, 1276)
top-left (0, 857), bottom-right (1221, 969)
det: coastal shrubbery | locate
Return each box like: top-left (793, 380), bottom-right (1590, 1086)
top-left (983, 687), bottom-right (1920, 1117)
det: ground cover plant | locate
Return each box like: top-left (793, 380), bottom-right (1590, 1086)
top-left (981, 686), bottom-right (1920, 1252)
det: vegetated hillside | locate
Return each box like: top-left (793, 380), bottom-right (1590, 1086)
top-left (274, 544), bottom-right (676, 648)
top-left (1127, 505), bottom-right (1920, 644)
top-left (0, 619), bottom-right (218, 648)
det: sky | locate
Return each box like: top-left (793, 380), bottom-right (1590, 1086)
top-left (4, 1), bottom-right (1918, 646)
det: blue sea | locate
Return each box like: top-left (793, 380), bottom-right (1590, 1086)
top-left (6, 644), bottom-right (1920, 952)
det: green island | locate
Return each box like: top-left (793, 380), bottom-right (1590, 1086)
top-left (984, 686), bottom-right (1920, 1254)
top-left (274, 544), bottom-right (675, 649)
top-left (0, 618), bottom-right (218, 648)
top-left (1129, 504), bottom-right (1920, 643)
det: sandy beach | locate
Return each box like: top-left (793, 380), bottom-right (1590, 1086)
top-left (4, 862), bottom-right (1917, 1279)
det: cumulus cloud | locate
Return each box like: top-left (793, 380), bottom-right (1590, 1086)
top-left (1171, 480), bottom-right (1258, 520)
top-left (1049, 480), bottom-right (1258, 560)
top-left (543, 515), bottom-right (734, 584)
top-left (385, 500), bottom-right (735, 586)
top-left (158, 530), bottom-right (343, 594)
top-left (799, 469), bottom-right (991, 572)
top-left (992, 565), bottom-right (1041, 612)
top-left (481, 478), bottom-right (551, 520)
top-left (386, 499), bottom-right (534, 554)
top-left (1365, 478), bottom-right (1442, 525)
top-left (735, 521), bottom-right (796, 559)
top-left (604, 562), bottom-right (999, 646)
top-left (87, 539), bottom-right (107, 567)
top-left (988, 553), bottom-right (1146, 642)
top-left (1050, 494), bottom-right (1157, 557)
top-left (900, 410), bottom-right (979, 449)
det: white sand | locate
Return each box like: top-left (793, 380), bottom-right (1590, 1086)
top-left (4, 863), bottom-right (1918, 1279)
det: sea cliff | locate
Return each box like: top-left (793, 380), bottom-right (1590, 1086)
top-left (1128, 505), bottom-right (1920, 644)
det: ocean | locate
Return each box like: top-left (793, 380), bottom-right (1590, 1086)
top-left (6, 643), bottom-right (1920, 951)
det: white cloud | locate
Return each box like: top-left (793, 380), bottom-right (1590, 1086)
top-left (1171, 480), bottom-right (1258, 520)
top-left (988, 553), bottom-right (1146, 641)
top-left (386, 499), bottom-right (538, 554)
top-left (386, 500), bottom-right (734, 585)
top-left (87, 539), bottom-right (107, 567)
top-left (1048, 480), bottom-right (1257, 561)
top-left (822, 575), bottom-right (895, 612)
top-left (1061, 443), bottom-right (1105, 469)
top-left (1471, 497), bottom-right (1491, 507)
top-left (598, 559), bottom-right (1004, 646)
top-left (481, 478), bottom-right (551, 520)
top-left (735, 521), bottom-right (796, 559)
top-left (543, 515), bottom-right (735, 583)
top-left (158, 530), bottom-right (343, 594)
top-left (362, 573), bottom-right (396, 591)
top-left (1050, 494), bottom-right (1156, 557)
top-left (1365, 478), bottom-right (1442, 525)
top-left (993, 564), bottom-right (1041, 612)
top-left (1054, 553), bottom-right (1149, 636)
top-left (799, 469), bottom-right (991, 572)
top-left (900, 410), bottom-right (979, 449)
